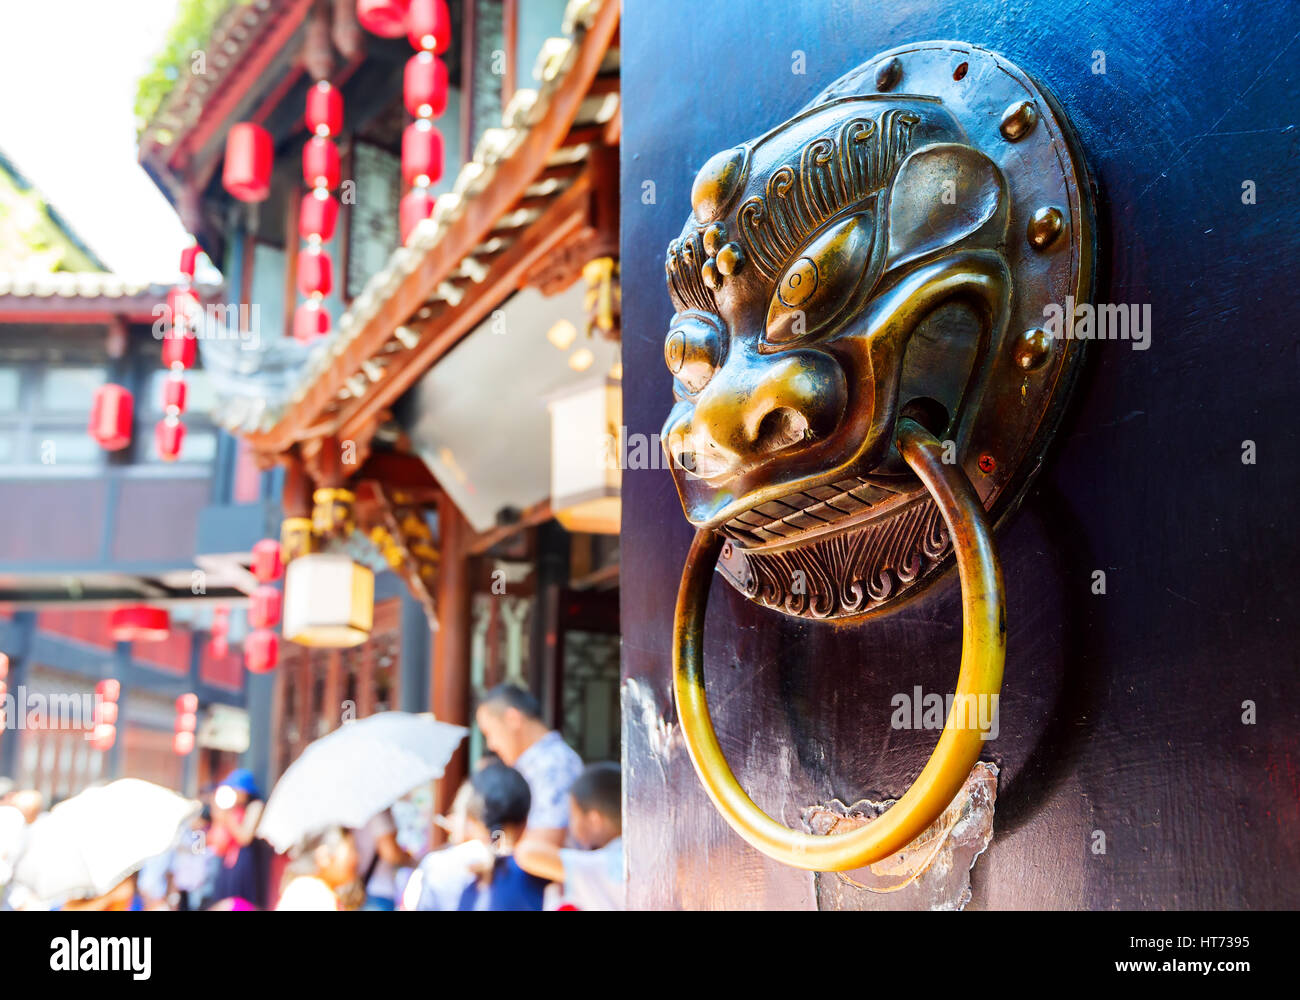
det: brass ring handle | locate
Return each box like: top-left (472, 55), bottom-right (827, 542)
top-left (672, 418), bottom-right (1006, 871)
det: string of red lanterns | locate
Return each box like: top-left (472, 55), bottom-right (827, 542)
top-left (245, 538), bottom-right (284, 673)
top-left (174, 692), bottom-right (198, 756)
top-left (294, 81), bottom-right (344, 343)
top-left (157, 242), bottom-right (202, 461)
top-left (399, 0), bottom-right (450, 243)
top-left (90, 678), bottom-right (121, 753)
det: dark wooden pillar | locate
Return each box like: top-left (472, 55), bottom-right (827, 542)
top-left (432, 493), bottom-right (473, 837)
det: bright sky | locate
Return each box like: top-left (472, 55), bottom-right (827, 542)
top-left (0, 0), bottom-right (189, 280)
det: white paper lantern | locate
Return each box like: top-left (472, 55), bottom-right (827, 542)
top-left (548, 376), bottom-right (621, 534)
top-left (283, 553), bottom-right (375, 647)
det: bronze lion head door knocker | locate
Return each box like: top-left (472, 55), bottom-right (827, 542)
top-left (660, 42), bottom-right (1095, 872)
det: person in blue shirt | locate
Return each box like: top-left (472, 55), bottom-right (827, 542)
top-left (457, 763), bottom-right (549, 911)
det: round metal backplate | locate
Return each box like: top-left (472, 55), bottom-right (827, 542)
top-left (714, 41), bottom-right (1096, 622)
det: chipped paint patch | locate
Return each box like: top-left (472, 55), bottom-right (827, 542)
top-left (803, 761), bottom-right (999, 910)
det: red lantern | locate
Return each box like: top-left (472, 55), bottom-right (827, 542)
top-left (305, 81), bottom-right (343, 137)
top-left (299, 190), bottom-right (340, 242)
top-left (95, 678), bottom-right (121, 702)
top-left (222, 123), bottom-right (273, 202)
top-left (407, 0), bottom-right (451, 53)
top-left (163, 375), bottom-right (187, 414)
top-left (303, 136), bottom-right (341, 190)
top-left (162, 332), bottom-right (197, 370)
top-left (173, 731), bottom-right (195, 756)
top-left (210, 634), bottom-right (229, 659)
top-left (0, 652), bottom-right (8, 679)
top-left (249, 586), bottom-right (283, 629)
top-left (179, 244), bottom-right (200, 278)
top-left (88, 384), bottom-right (134, 451)
top-left (174, 712), bottom-right (198, 734)
top-left (297, 249), bottom-right (334, 298)
top-left (94, 700), bottom-right (118, 726)
top-left (176, 692), bottom-right (199, 715)
top-left (400, 187), bottom-right (436, 244)
top-left (109, 606), bottom-right (171, 642)
top-left (404, 52), bottom-right (448, 118)
top-left (89, 724), bottom-right (116, 752)
top-left (245, 629), bottom-right (279, 673)
top-left (356, 0), bottom-right (410, 37)
top-left (401, 120), bottom-right (444, 187)
top-left (156, 417), bottom-right (186, 462)
top-left (252, 538), bottom-right (284, 582)
top-left (168, 287), bottom-right (201, 330)
top-left (293, 301), bottom-right (331, 342)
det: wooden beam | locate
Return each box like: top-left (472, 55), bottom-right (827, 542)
top-left (468, 499), bottom-right (552, 555)
top-left (335, 174), bottom-right (593, 444)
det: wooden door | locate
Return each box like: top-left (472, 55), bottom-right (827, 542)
top-left (619, 0), bottom-right (1300, 909)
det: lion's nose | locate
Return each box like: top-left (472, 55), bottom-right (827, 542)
top-left (676, 350), bottom-right (847, 479)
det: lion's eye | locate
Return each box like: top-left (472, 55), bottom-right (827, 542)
top-left (665, 313), bottom-right (723, 395)
top-left (765, 211), bottom-right (877, 346)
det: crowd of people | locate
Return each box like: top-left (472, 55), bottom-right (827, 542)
top-left (0, 684), bottom-right (625, 912)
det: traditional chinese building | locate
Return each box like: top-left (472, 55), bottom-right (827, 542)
top-left (0, 147), bottom-right (257, 800)
top-left (137, 0), bottom-right (622, 817)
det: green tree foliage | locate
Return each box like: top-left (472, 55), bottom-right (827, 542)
top-left (134, 0), bottom-right (249, 135)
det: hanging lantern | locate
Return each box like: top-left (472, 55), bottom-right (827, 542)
top-left (168, 287), bottom-right (201, 330)
top-left (161, 332), bottom-right (197, 370)
top-left (293, 301), bottom-right (330, 342)
top-left (245, 629), bottom-right (280, 673)
top-left (299, 190), bottom-right (340, 242)
top-left (95, 678), bottom-right (121, 702)
top-left (109, 606), bottom-right (171, 642)
top-left (548, 376), bottom-right (623, 534)
top-left (249, 585), bottom-right (283, 629)
top-left (283, 553), bottom-right (375, 647)
top-left (252, 538), bottom-right (285, 582)
top-left (88, 384), bottom-right (134, 451)
top-left (89, 724), bottom-right (116, 752)
top-left (356, 0), bottom-right (410, 37)
top-left (404, 51), bottom-right (448, 118)
top-left (93, 700), bottom-right (117, 726)
top-left (179, 243), bottom-right (200, 279)
top-left (173, 731), bottom-right (196, 755)
top-left (162, 374), bottom-right (187, 414)
top-left (305, 81), bottom-right (343, 137)
top-left (303, 136), bottom-right (341, 190)
top-left (407, 0), bottom-right (451, 53)
top-left (222, 123), bottom-right (273, 202)
top-left (399, 187), bottom-right (436, 244)
top-left (297, 249), bottom-right (334, 298)
top-left (155, 417), bottom-right (186, 462)
top-left (401, 119), bottom-right (443, 187)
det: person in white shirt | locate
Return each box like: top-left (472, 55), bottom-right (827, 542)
top-left (515, 761), bottom-right (624, 910)
top-left (405, 780), bottom-right (494, 910)
top-left (475, 684), bottom-right (583, 848)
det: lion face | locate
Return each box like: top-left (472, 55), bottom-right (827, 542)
top-left (661, 96), bottom-right (1011, 534)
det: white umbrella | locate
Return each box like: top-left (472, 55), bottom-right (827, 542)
top-left (258, 711), bottom-right (468, 853)
top-left (12, 779), bottom-right (199, 903)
